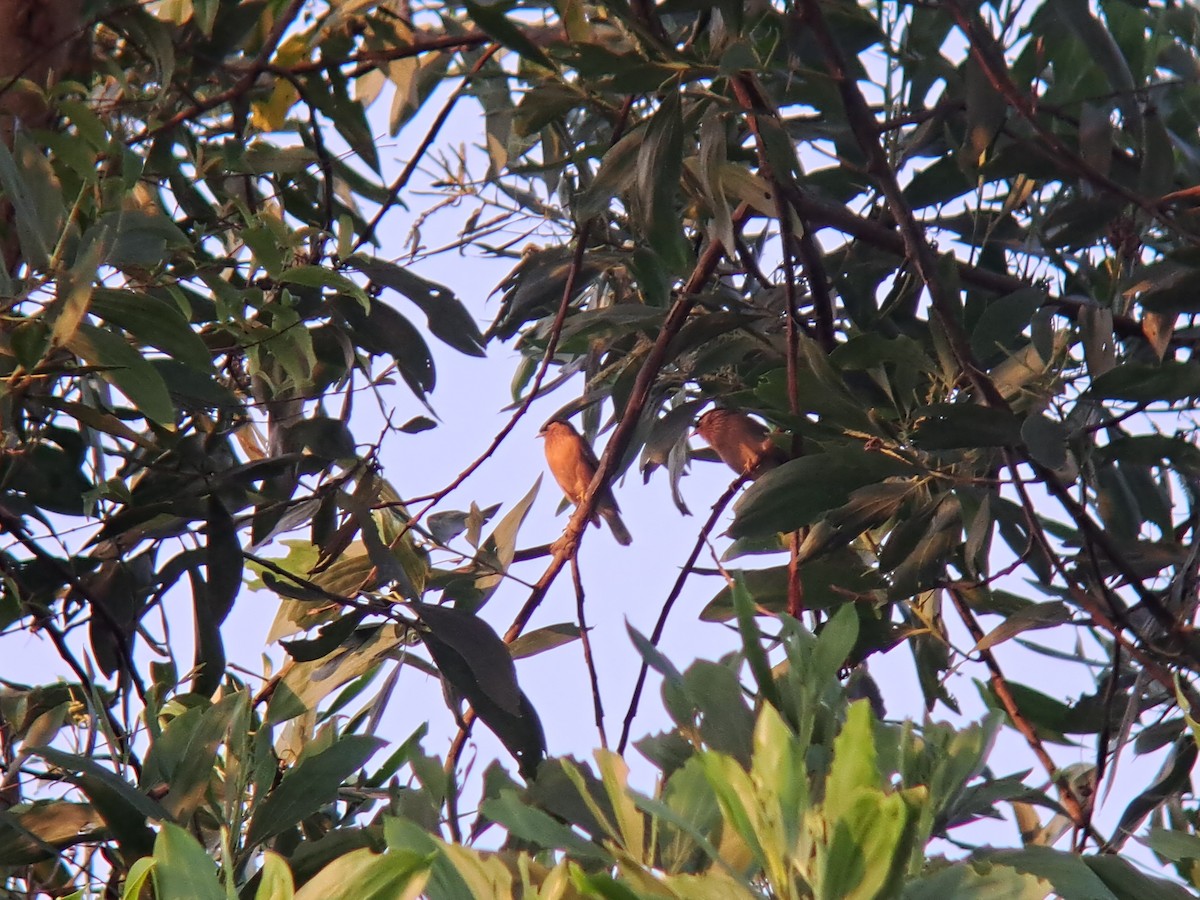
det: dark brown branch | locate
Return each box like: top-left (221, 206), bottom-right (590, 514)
top-left (443, 209), bottom-right (748, 779)
top-left (1091, 643), bottom-right (1122, 850)
top-left (947, 585), bottom-right (1104, 846)
top-left (731, 75), bottom-right (807, 620)
top-left (440, 100), bottom-right (644, 810)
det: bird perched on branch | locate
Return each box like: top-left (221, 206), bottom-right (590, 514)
top-left (539, 419), bottom-right (632, 546)
top-left (695, 408), bottom-right (788, 479)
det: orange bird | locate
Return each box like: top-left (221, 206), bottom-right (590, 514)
top-left (695, 408), bottom-right (788, 479)
top-left (539, 420), bottom-right (632, 545)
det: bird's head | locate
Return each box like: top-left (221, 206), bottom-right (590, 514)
top-left (694, 407), bottom-right (730, 438)
top-left (538, 419), bottom-right (574, 439)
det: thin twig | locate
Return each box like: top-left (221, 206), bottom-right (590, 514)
top-left (616, 477), bottom-right (743, 754)
top-left (502, 214), bottom-right (745, 644)
top-left (355, 44), bottom-right (500, 253)
top-left (571, 555), bottom-right (606, 748)
top-left (1091, 642), bottom-right (1121, 848)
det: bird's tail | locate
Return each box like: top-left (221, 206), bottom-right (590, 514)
top-left (601, 508), bottom-right (633, 546)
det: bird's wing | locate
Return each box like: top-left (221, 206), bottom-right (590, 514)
top-left (577, 433), bottom-right (602, 471)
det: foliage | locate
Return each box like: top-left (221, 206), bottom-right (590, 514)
top-left (2, 0), bottom-right (1200, 896)
top-left (92, 606), bottom-right (1200, 899)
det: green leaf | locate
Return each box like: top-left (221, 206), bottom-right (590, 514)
top-left (732, 576), bottom-right (779, 712)
top-left (1085, 853), bottom-right (1197, 900)
top-left (329, 294), bottom-right (436, 398)
top-left (153, 358), bottom-right (241, 410)
top-left (413, 602), bottom-right (545, 778)
top-left (68, 323), bottom-right (176, 426)
top-left (973, 602), bottom-right (1072, 653)
top-left (193, 0), bottom-right (219, 36)
top-left (344, 257), bottom-right (485, 357)
top-left (1112, 738), bottom-right (1197, 845)
top-left (0, 801), bottom-right (96, 866)
top-left (463, 0), bottom-right (554, 68)
top-left (823, 789), bottom-right (918, 900)
top-left (94, 209), bottom-right (189, 270)
top-left (142, 693), bottom-right (246, 820)
top-left (1098, 434), bottom-right (1200, 476)
top-left (701, 555), bottom-right (884, 621)
top-left (962, 52), bottom-right (1007, 160)
top-left (194, 498), bottom-right (242, 695)
top-left (823, 701), bottom-right (881, 823)
top-left (90, 289), bottom-right (211, 369)
top-left (278, 265), bottom-right (369, 306)
top-left (508, 623), bottom-right (581, 659)
top-left (122, 857), bottom-right (157, 900)
top-left (480, 790), bottom-right (612, 865)
top-left (245, 734), bottom-right (384, 846)
top-left (913, 404), bottom-right (1022, 450)
top-left (0, 133), bottom-right (64, 268)
top-left (293, 847), bottom-right (431, 900)
top-left (902, 860), bottom-right (1049, 898)
top-left (701, 752), bottom-right (769, 871)
top-left (1144, 826), bottom-right (1200, 864)
top-left (987, 846), bottom-right (1122, 898)
top-left (275, 623), bottom-right (407, 720)
top-left (1129, 259), bottom-right (1200, 316)
top-left (255, 851), bottom-right (296, 900)
top-left (649, 755), bottom-right (724, 874)
top-left (881, 495), bottom-right (961, 599)
top-left (969, 288), bottom-right (1045, 360)
top-left (577, 128), bottom-right (644, 222)
top-left (1092, 362), bottom-right (1200, 402)
top-left (30, 746), bottom-right (162, 858)
top-left (470, 476), bottom-right (541, 610)
top-left (1021, 413), bottom-right (1069, 470)
top-left (731, 450), bottom-right (916, 538)
top-left (812, 604), bottom-right (861, 687)
top-left (637, 87), bottom-right (688, 272)
top-left (152, 823), bottom-right (224, 900)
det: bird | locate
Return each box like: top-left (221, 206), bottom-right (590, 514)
top-left (538, 419), bottom-right (632, 545)
top-left (694, 408), bottom-right (788, 479)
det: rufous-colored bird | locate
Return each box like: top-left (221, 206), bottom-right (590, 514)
top-left (695, 408), bottom-right (788, 479)
top-left (539, 419), bottom-right (633, 545)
